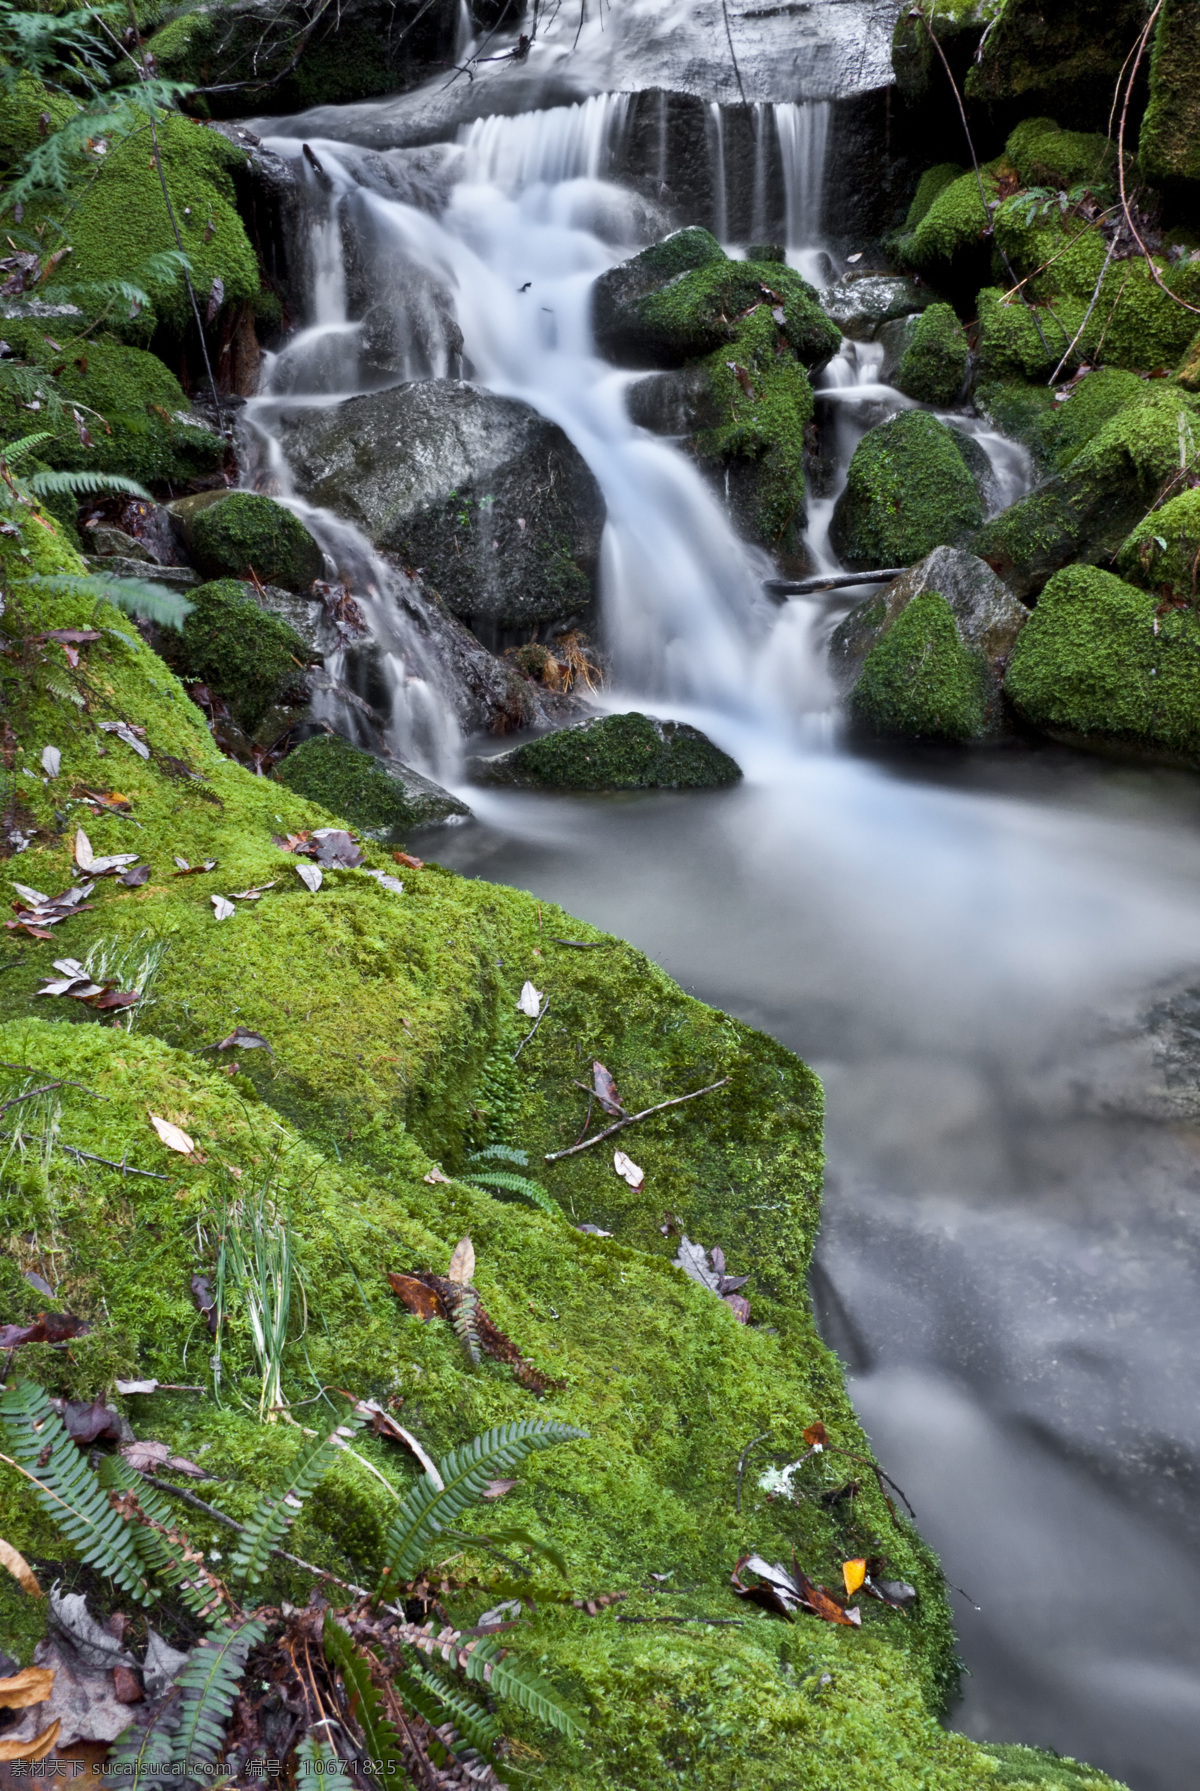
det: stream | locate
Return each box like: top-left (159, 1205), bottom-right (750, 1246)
top-left (237, 74), bottom-right (1200, 1791)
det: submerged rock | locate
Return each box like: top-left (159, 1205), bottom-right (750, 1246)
top-left (277, 380), bottom-right (605, 629)
top-left (275, 731), bottom-right (469, 835)
top-left (472, 712), bottom-right (742, 791)
top-left (831, 411), bottom-right (984, 570)
top-left (187, 492), bottom-right (325, 593)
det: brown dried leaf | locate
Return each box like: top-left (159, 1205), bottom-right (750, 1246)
top-left (120, 1439), bottom-right (209, 1480)
top-left (448, 1237), bottom-right (475, 1285)
top-left (58, 1398), bottom-right (123, 1446)
top-left (386, 1272), bottom-right (447, 1322)
top-left (0, 1312), bottom-right (91, 1349)
top-left (591, 1059), bottom-right (623, 1116)
top-left (423, 1165), bottom-right (450, 1184)
top-left (214, 1026), bottom-right (271, 1052)
top-left (190, 1273), bottom-right (218, 1336)
top-left (0, 1667), bottom-right (54, 1708)
top-left (0, 1718), bottom-right (60, 1761)
top-left (393, 851), bottom-right (424, 870)
top-left (802, 1421), bottom-right (828, 1450)
top-left (482, 1479), bottom-right (518, 1500)
top-left (149, 1113), bottom-right (194, 1155)
top-left (0, 1539), bottom-right (41, 1598)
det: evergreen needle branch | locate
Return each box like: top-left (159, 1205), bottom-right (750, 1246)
top-left (545, 1079), bottom-right (730, 1161)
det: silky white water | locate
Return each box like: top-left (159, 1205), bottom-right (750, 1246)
top-left (238, 91), bottom-right (1200, 1788)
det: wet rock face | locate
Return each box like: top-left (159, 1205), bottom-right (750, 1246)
top-left (831, 546), bottom-right (1028, 742)
top-left (275, 731), bottom-right (469, 836)
top-left (820, 273), bottom-right (929, 343)
top-left (472, 712), bottom-right (742, 791)
top-left (277, 380), bottom-right (605, 629)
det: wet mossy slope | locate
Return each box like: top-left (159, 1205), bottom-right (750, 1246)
top-left (0, 518), bottom-right (1121, 1789)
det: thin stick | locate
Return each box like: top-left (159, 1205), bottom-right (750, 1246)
top-left (0, 1081), bottom-right (82, 1118)
top-left (736, 1431), bottom-right (771, 1513)
top-left (549, 938), bottom-right (611, 949)
top-left (545, 1079), bottom-right (730, 1161)
top-left (721, 0), bottom-right (746, 104)
top-left (148, 1474), bottom-right (371, 1598)
top-left (513, 997), bottom-right (550, 1060)
top-left (1115, 3), bottom-right (1200, 317)
top-left (617, 1615), bottom-right (744, 1625)
top-left (59, 1143), bottom-right (167, 1180)
top-left (0, 1066), bottom-right (106, 1098)
top-left (1048, 234), bottom-right (1117, 385)
top-left (764, 569), bottom-right (906, 597)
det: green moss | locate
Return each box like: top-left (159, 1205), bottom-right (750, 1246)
top-left (693, 306), bottom-right (815, 546)
top-left (621, 260), bottom-right (839, 369)
top-left (0, 326), bottom-right (223, 488)
top-left (623, 226), bottom-right (729, 285)
top-left (189, 491), bottom-right (324, 589)
top-left (979, 1742), bottom-right (1127, 1788)
top-left (902, 164), bottom-right (966, 235)
top-left (1139, 0), bottom-right (1200, 187)
top-left (848, 591), bottom-right (986, 742)
top-left (1176, 328), bottom-right (1200, 391)
top-left (831, 411), bottom-right (984, 571)
top-left (894, 302), bottom-right (969, 406)
top-left (1050, 368), bottom-right (1150, 468)
top-left (478, 713), bottom-right (742, 792)
top-left (176, 577), bottom-right (309, 728)
top-left (902, 167), bottom-right (997, 275)
top-left (31, 111), bottom-right (259, 343)
top-left (1117, 486), bottom-right (1200, 593)
top-left (966, 0), bottom-right (1149, 133)
top-left (1004, 562), bottom-right (1200, 759)
top-left (1004, 118), bottom-right (1114, 190)
top-left (274, 732), bottom-right (467, 837)
top-left (0, 72), bottom-right (73, 170)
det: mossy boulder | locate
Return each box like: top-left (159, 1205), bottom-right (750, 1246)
top-left (1117, 487), bottom-right (1200, 594)
top-left (966, 0), bottom-right (1149, 132)
top-left (1004, 563), bottom-right (1200, 760)
top-left (899, 166), bottom-right (997, 285)
top-left (831, 411), bottom-right (985, 571)
top-left (594, 240), bottom-right (838, 371)
top-left (175, 578), bottom-right (310, 729)
top-left (1139, 0), bottom-right (1200, 190)
top-left (275, 731), bottom-right (469, 836)
top-left (1005, 117), bottom-right (1115, 190)
top-left (0, 73), bottom-right (73, 170)
top-left (475, 713), bottom-right (742, 791)
top-left (188, 492), bottom-right (324, 590)
top-left (591, 226), bottom-right (728, 359)
top-left (974, 379), bottom-right (1061, 467)
top-left (848, 591), bottom-right (988, 743)
top-left (894, 303), bottom-right (970, 406)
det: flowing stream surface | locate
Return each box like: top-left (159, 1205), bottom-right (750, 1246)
top-left (241, 88), bottom-right (1200, 1791)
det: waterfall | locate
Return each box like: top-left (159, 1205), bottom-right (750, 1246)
top-left (458, 91), bottom-right (633, 191)
top-left (705, 102), bottom-right (728, 242)
top-left (776, 99), bottom-right (831, 248)
top-left (751, 102), bottom-right (770, 244)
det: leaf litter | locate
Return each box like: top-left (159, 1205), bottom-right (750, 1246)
top-left (673, 1236), bottom-right (751, 1321)
top-left (387, 1239), bottom-right (565, 1396)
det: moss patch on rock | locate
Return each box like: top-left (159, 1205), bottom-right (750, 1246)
top-left (189, 491), bottom-right (324, 589)
top-left (900, 166), bottom-right (997, 281)
top-left (965, 0), bottom-right (1148, 133)
top-left (1004, 562), bottom-right (1200, 760)
top-left (174, 577), bottom-right (310, 729)
top-left (831, 411), bottom-right (984, 571)
top-left (847, 590), bottom-right (987, 742)
top-left (1117, 486), bottom-right (1200, 594)
top-left (894, 302), bottom-right (969, 406)
top-left (1005, 117), bottom-right (1114, 189)
top-left (475, 713), bottom-right (742, 792)
top-left (1139, 0), bottom-right (1200, 189)
top-left (274, 731), bottom-right (469, 837)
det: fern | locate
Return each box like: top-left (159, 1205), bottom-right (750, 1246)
top-left (461, 1636), bottom-right (583, 1738)
top-left (448, 1281), bottom-right (482, 1366)
top-left (376, 1420), bottom-right (587, 1598)
top-left (466, 1145), bottom-right (530, 1168)
top-left (322, 1615), bottom-right (406, 1775)
top-left (29, 571), bottom-right (193, 630)
top-left (42, 672), bottom-right (86, 708)
top-left (96, 1455), bottom-right (228, 1621)
top-left (230, 1408), bottom-right (366, 1589)
top-left (106, 1620), bottom-right (265, 1790)
top-left (0, 1380), bottom-right (150, 1603)
top-left (1, 431), bottom-right (56, 465)
top-left (391, 1655), bottom-right (499, 1762)
top-left (27, 469), bottom-right (150, 500)
top-left (294, 1733), bottom-right (352, 1787)
top-left (464, 1168), bottom-right (563, 1218)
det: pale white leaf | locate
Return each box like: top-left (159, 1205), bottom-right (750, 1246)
top-left (517, 979), bottom-right (543, 1017)
top-left (149, 1112), bottom-right (195, 1155)
top-left (211, 894), bottom-right (235, 920)
top-left (40, 747), bottom-right (60, 778)
top-left (295, 862), bottom-right (322, 892)
top-left (74, 827), bottom-right (95, 872)
top-left (52, 959), bottom-right (88, 978)
top-left (12, 884), bottom-right (50, 907)
top-left (613, 1149), bottom-right (644, 1191)
top-left (448, 1236), bottom-right (475, 1285)
top-left (423, 1166), bottom-right (451, 1185)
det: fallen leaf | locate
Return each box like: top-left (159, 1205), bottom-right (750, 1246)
top-left (40, 746), bottom-right (60, 779)
top-left (230, 882), bottom-right (277, 900)
top-left (91, 989), bottom-right (139, 1011)
top-left (171, 857), bottom-right (217, 876)
top-left (56, 1397), bottom-right (125, 1446)
top-left (0, 1719), bottom-right (60, 1761)
top-left (575, 1222), bottom-right (613, 1237)
top-left (361, 867), bottom-right (404, 895)
top-left (149, 1113), bottom-right (194, 1155)
top-left (448, 1236), bottom-right (475, 1285)
top-left (0, 1312), bottom-right (91, 1349)
top-left (295, 862), bottom-right (322, 892)
top-left (483, 1478), bottom-right (518, 1500)
top-left (120, 1439), bottom-right (208, 1479)
top-left (674, 1236), bottom-right (720, 1292)
top-left (842, 1558), bottom-right (867, 1597)
top-left (730, 1555), bottom-right (860, 1627)
top-left (12, 882), bottom-right (50, 907)
top-left (355, 1399), bottom-right (444, 1487)
top-left (97, 720), bottom-right (150, 759)
top-left (386, 1272), bottom-right (446, 1322)
top-left (72, 827), bottom-right (138, 877)
top-left (0, 1541), bottom-right (41, 1598)
top-left (0, 1666), bottom-right (55, 1706)
top-left (517, 979), bottom-right (543, 1018)
top-left (311, 828), bottom-right (363, 868)
top-left (423, 1166), bottom-right (451, 1185)
top-left (210, 893), bottom-right (235, 920)
top-left (592, 1059), bottom-right (623, 1116)
top-left (722, 1292), bottom-right (751, 1323)
top-left (866, 1578), bottom-right (917, 1610)
top-left (190, 1273), bottom-right (218, 1336)
top-left (802, 1421), bottom-right (828, 1451)
top-left (214, 1026), bottom-right (272, 1052)
top-left (120, 865), bottom-right (150, 888)
top-left (393, 851), bottom-right (424, 869)
top-left (613, 1149), bottom-right (643, 1190)
top-left (802, 1575), bottom-right (861, 1627)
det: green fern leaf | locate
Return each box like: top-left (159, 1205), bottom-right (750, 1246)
top-left (29, 572), bottom-right (193, 630)
top-left (448, 1282), bottom-right (482, 1366)
top-left (375, 1419), bottom-right (586, 1598)
top-left (294, 1733), bottom-right (352, 1787)
top-left (0, 431), bottom-right (55, 465)
top-left (392, 1655), bottom-right (498, 1762)
top-left (322, 1614), bottom-right (406, 1773)
top-left (466, 1144), bottom-right (530, 1168)
top-left (96, 1456), bottom-right (228, 1620)
top-left (448, 1524), bottom-right (568, 1577)
top-left (27, 470), bottom-right (152, 500)
top-left (464, 1169), bottom-right (562, 1217)
top-left (0, 1381), bottom-right (150, 1603)
top-left (43, 673), bottom-right (85, 708)
top-left (462, 1636), bottom-right (584, 1737)
top-left (106, 1620), bottom-right (265, 1790)
top-left (230, 1408), bottom-right (366, 1589)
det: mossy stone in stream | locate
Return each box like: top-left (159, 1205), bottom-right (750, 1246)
top-left (189, 492), bottom-right (324, 591)
top-left (1004, 563), bottom-right (1200, 760)
top-left (848, 591), bottom-right (988, 742)
top-left (475, 713), bottom-right (742, 791)
top-left (831, 410), bottom-right (984, 571)
top-left (177, 578), bottom-right (310, 730)
top-left (275, 732), bottom-right (469, 836)
top-left (1117, 487), bottom-right (1200, 594)
top-left (894, 302), bottom-right (970, 406)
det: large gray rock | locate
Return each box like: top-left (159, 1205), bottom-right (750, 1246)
top-left (820, 273), bottom-right (929, 342)
top-left (829, 546), bottom-right (1029, 730)
top-left (276, 380), bottom-right (605, 629)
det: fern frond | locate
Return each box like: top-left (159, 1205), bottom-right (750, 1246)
top-left (294, 1733), bottom-right (352, 1787)
top-left (29, 572), bottom-right (193, 630)
top-left (229, 1408), bottom-right (366, 1588)
top-left (322, 1615), bottom-right (406, 1774)
top-left (96, 1455), bottom-right (229, 1621)
top-left (392, 1654), bottom-right (499, 1762)
top-left (447, 1525), bottom-right (568, 1578)
top-left (375, 1420), bottom-right (586, 1598)
top-left (461, 1636), bottom-right (584, 1737)
top-left (27, 469), bottom-right (151, 499)
top-left (466, 1145), bottom-right (530, 1168)
top-left (464, 1169), bottom-right (562, 1218)
top-left (42, 672), bottom-right (85, 708)
top-left (0, 1380), bottom-right (150, 1603)
top-left (106, 1620), bottom-right (265, 1790)
top-left (448, 1282), bottom-right (482, 1367)
top-left (0, 431), bottom-right (56, 466)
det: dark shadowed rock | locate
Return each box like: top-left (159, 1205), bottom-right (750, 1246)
top-left (471, 711), bottom-right (742, 791)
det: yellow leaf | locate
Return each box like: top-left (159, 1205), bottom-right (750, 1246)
top-left (0, 1537), bottom-right (41, 1598)
top-left (842, 1558), bottom-right (867, 1597)
top-left (0, 1666), bottom-right (54, 1708)
top-left (448, 1236), bottom-right (475, 1285)
top-left (149, 1112), bottom-right (195, 1155)
top-left (0, 1718), bottom-right (60, 1761)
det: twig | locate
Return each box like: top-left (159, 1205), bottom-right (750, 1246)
top-left (764, 569), bottom-right (906, 597)
top-left (148, 1474), bottom-right (371, 1598)
top-left (59, 1142), bottom-right (168, 1180)
top-left (513, 996), bottom-right (550, 1060)
top-left (1115, 3), bottom-right (1200, 318)
top-left (736, 1431), bottom-right (771, 1513)
top-left (545, 1079), bottom-right (730, 1161)
top-left (0, 1078), bottom-right (104, 1117)
top-left (1049, 234), bottom-right (1118, 384)
top-left (549, 938), bottom-right (612, 949)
